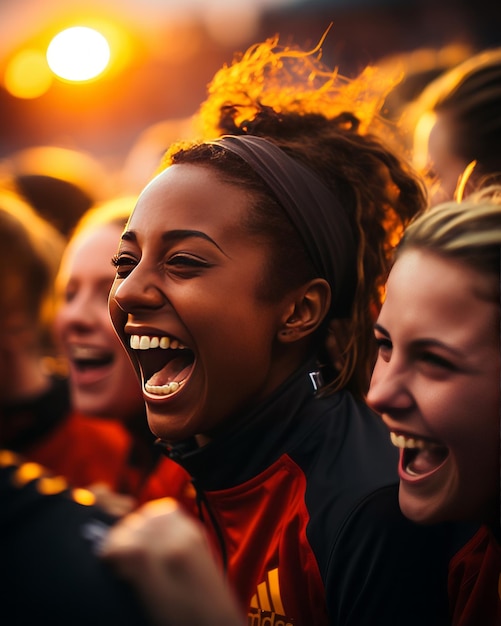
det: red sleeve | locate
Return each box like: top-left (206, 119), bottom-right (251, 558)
top-left (25, 411), bottom-right (132, 490)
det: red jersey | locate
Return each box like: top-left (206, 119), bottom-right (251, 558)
top-left (137, 455), bottom-right (197, 514)
top-left (448, 524), bottom-right (501, 626)
top-left (24, 410), bottom-right (131, 490)
top-left (1, 376), bottom-right (132, 490)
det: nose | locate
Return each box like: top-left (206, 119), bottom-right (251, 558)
top-left (58, 288), bottom-right (101, 331)
top-left (367, 357), bottom-right (414, 416)
top-left (111, 263), bottom-right (166, 314)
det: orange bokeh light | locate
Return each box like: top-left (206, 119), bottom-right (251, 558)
top-left (4, 48), bottom-right (53, 99)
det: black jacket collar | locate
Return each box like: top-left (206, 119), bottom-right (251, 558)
top-left (159, 360), bottom-right (330, 490)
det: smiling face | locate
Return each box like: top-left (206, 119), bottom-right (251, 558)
top-left (109, 164), bottom-right (305, 444)
top-left (414, 112), bottom-right (473, 204)
top-left (54, 222), bottom-right (144, 420)
top-left (426, 114), bottom-right (469, 202)
top-left (367, 248), bottom-right (500, 525)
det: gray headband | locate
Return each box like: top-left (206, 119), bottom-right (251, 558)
top-left (210, 135), bottom-right (357, 318)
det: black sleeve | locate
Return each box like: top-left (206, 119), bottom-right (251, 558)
top-left (325, 484), bottom-right (473, 626)
top-left (0, 460), bottom-right (152, 626)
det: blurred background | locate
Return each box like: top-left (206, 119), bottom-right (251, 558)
top-left (0, 0), bottom-right (500, 200)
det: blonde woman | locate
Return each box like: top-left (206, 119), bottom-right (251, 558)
top-left (368, 186), bottom-right (501, 625)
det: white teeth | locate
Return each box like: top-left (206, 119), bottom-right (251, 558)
top-left (129, 335), bottom-right (186, 351)
top-left (390, 432), bottom-right (427, 450)
top-left (144, 381), bottom-right (181, 396)
top-left (71, 346), bottom-right (107, 359)
top-left (405, 466), bottom-right (420, 477)
top-left (129, 335), bottom-right (190, 397)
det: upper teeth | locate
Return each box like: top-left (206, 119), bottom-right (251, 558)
top-left (390, 432), bottom-right (427, 450)
top-left (129, 335), bottom-right (186, 350)
top-left (70, 346), bottom-right (108, 359)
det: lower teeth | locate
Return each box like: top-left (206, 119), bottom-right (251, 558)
top-left (405, 464), bottom-right (420, 476)
top-left (145, 381), bottom-right (180, 396)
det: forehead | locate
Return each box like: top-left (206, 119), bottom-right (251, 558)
top-left (382, 249), bottom-right (499, 344)
top-left (128, 164), bottom-right (252, 236)
top-left (62, 223), bottom-right (123, 275)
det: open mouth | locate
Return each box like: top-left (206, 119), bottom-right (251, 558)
top-left (69, 345), bottom-right (114, 372)
top-left (129, 334), bottom-right (195, 397)
top-left (390, 432), bottom-right (449, 477)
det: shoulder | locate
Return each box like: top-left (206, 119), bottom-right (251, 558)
top-left (0, 448), bottom-right (111, 537)
top-left (448, 525), bottom-right (501, 626)
top-left (59, 412), bottom-right (132, 455)
top-left (325, 484), bottom-right (462, 625)
top-left (25, 412), bottom-right (132, 488)
top-left (294, 390), bottom-right (399, 497)
top-left (0, 450), bottom-right (150, 625)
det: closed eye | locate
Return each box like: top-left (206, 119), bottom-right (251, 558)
top-left (375, 337), bottom-right (392, 349)
top-left (418, 350), bottom-right (456, 371)
top-left (167, 253), bottom-right (209, 268)
top-left (166, 253), bottom-right (213, 277)
top-left (375, 337), bottom-right (392, 362)
top-left (374, 324), bottom-right (392, 362)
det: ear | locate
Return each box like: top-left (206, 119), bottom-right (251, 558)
top-left (277, 278), bottom-right (331, 343)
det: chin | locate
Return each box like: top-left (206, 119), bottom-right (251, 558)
top-left (147, 409), bottom-right (199, 443)
top-left (399, 489), bottom-right (449, 525)
top-left (74, 393), bottom-right (112, 419)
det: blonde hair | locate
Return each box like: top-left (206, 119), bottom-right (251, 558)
top-left (405, 47), bottom-right (501, 191)
top-left (398, 185), bottom-right (501, 302)
top-left (69, 195), bottom-right (137, 239)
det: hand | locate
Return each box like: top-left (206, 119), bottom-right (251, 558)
top-left (100, 497), bottom-right (246, 626)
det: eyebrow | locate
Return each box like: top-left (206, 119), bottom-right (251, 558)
top-left (374, 323), bottom-right (465, 358)
top-left (374, 323), bottom-right (389, 337)
top-left (121, 228), bottom-right (228, 255)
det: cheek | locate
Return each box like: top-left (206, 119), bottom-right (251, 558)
top-left (52, 308), bottom-right (75, 347)
top-left (98, 305), bottom-right (116, 331)
top-left (199, 300), bottom-right (275, 354)
top-left (192, 302), bottom-right (276, 395)
top-left (422, 380), bottom-right (498, 456)
top-left (104, 320), bottom-right (124, 349)
top-left (109, 295), bottom-right (128, 340)
top-left (52, 309), bottom-right (65, 335)
top-left (367, 358), bottom-right (384, 395)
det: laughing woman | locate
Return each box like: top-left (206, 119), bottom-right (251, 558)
top-left (103, 37), bottom-right (470, 626)
top-left (0, 187), bottom-right (133, 491)
top-left (54, 197), bottom-right (194, 512)
top-left (367, 186), bottom-right (501, 625)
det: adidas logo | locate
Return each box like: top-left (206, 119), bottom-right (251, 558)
top-left (248, 611), bottom-right (294, 626)
top-left (248, 568), bottom-right (294, 626)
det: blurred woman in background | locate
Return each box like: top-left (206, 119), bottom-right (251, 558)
top-left (0, 185), bottom-right (131, 490)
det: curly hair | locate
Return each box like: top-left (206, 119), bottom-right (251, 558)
top-left (160, 36), bottom-right (427, 397)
